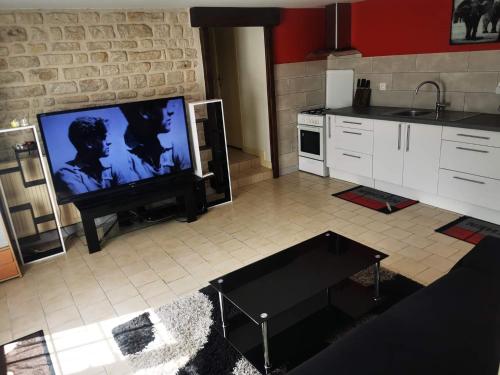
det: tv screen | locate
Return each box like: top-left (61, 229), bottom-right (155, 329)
top-left (38, 96), bottom-right (193, 204)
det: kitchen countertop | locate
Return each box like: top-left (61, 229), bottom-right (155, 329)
top-left (325, 106), bottom-right (500, 132)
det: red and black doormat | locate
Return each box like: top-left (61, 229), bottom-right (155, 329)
top-left (332, 186), bottom-right (418, 214)
top-left (436, 216), bottom-right (500, 244)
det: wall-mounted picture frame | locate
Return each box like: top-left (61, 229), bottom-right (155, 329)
top-left (450, 0), bottom-right (500, 44)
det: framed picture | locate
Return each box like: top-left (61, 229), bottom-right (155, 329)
top-left (450, 0), bottom-right (500, 44)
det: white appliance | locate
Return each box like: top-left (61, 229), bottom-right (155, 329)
top-left (297, 69), bottom-right (354, 176)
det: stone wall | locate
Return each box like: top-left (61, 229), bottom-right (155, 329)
top-left (0, 9), bottom-right (204, 159)
top-left (328, 51), bottom-right (500, 113)
top-left (275, 60), bottom-right (326, 175)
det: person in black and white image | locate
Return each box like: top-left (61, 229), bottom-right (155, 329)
top-left (119, 98), bottom-right (191, 182)
top-left (54, 117), bottom-right (122, 195)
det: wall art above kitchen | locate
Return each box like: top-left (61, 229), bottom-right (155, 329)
top-left (451, 0), bottom-right (500, 45)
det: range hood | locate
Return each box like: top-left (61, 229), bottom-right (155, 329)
top-left (310, 3), bottom-right (360, 58)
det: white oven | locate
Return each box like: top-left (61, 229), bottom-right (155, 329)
top-left (298, 124), bottom-right (324, 162)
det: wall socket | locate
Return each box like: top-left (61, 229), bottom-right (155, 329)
top-left (379, 82), bottom-right (387, 91)
top-left (496, 83), bottom-right (500, 94)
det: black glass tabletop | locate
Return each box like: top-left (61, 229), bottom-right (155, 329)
top-left (210, 231), bottom-right (388, 324)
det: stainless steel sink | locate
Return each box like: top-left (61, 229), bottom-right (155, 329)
top-left (388, 109), bottom-right (434, 117)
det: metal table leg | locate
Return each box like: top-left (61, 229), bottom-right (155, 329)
top-left (373, 255), bottom-right (381, 301)
top-left (217, 279), bottom-right (228, 337)
top-left (260, 313), bottom-right (271, 374)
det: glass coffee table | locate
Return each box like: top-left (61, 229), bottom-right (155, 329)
top-left (210, 231), bottom-right (388, 374)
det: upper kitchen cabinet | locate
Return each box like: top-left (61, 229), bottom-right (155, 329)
top-left (373, 120), bottom-right (404, 186)
top-left (402, 123), bottom-right (443, 194)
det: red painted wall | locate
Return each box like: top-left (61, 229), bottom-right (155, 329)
top-left (273, 8), bottom-right (326, 64)
top-left (352, 0), bottom-right (500, 57)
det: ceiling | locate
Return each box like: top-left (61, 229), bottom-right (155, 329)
top-left (1, 0), bottom-right (361, 10)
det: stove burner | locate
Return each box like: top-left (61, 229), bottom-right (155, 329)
top-left (301, 108), bottom-right (328, 116)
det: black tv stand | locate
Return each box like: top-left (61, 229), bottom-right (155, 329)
top-left (74, 173), bottom-right (198, 253)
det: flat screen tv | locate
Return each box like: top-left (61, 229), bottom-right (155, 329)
top-left (38, 96), bottom-right (193, 204)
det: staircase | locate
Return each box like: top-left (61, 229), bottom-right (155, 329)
top-left (228, 149), bottom-right (273, 194)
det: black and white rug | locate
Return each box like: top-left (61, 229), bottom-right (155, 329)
top-left (112, 268), bottom-right (422, 374)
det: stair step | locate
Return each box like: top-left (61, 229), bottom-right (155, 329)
top-left (231, 166), bottom-right (273, 190)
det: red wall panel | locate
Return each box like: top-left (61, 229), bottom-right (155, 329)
top-left (273, 8), bottom-right (326, 64)
top-left (351, 0), bottom-right (500, 57)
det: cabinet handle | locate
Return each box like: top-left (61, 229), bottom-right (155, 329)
top-left (343, 121), bottom-right (362, 125)
top-left (328, 117), bottom-right (332, 139)
top-left (456, 146), bottom-right (489, 154)
top-left (406, 125), bottom-right (411, 152)
top-left (398, 123), bottom-right (402, 150)
top-left (453, 176), bottom-right (485, 185)
top-left (343, 130), bottom-right (362, 135)
top-left (456, 133), bottom-right (490, 140)
top-left (342, 153), bottom-right (361, 159)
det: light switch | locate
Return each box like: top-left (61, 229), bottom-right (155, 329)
top-left (379, 82), bottom-right (387, 91)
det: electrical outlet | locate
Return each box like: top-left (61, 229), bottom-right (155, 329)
top-left (379, 82), bottom-right (387, 91)
top-left (496, 83), bottom-right (500, 94)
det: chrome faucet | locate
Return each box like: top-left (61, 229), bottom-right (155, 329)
top-left (415, 81), bottom-right (446, 119)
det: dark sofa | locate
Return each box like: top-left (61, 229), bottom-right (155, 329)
top-left (289, 237), bottom-right (500, 375)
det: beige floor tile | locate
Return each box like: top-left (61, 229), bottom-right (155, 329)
top-left (415, 268), bottom-right (446, 286)
top-left (46, 305), bottom-right (82, 331)
top-left (128, 269), bottom-right (160, 288)
top-left (421, 254), bottom-right (456, 273)
top-left (113, 295), bottom-right (148, 316)
top-left (79, 299), bottom-right (116, 324)
top-left (137, 280), bottom-right (172, 300)
top-left (105, 283), bottom-right (139, 305)
top-left (425, 242), bottom-right (461, 258)
top-left (145, 291), bottom-right (177, 309)
top-left (168, 275), bottom-right (200, 296)
top-left (158, 264), bottom-right (189, 283)
top-left (72, 288), bottom-right (107, 309)
top-left (383, 228), bottom-right (413, 240)
top-left (397, 246), bottom-right (432, 262)
top-left (391, 257), bottom-right (429, 277)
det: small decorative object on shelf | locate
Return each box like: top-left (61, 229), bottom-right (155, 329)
top-left (20, 118), bottom-right (29, 127)
top-left (10, 119), bottom-right (19, 128)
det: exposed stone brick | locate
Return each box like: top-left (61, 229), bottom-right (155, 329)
top-left (128, 50), bottom-right (162, 62)
top-left (56, 95), bottom-right (89, 104)
top-left (27, 43), bottom-right (47, 54)
top-left (165, 12), bottom-right (178, 24)
top-left (177, 39), bottom-right (190, 48)
top-left (112, 41), bottom-right (137, 49)
top-left (167, 48), bottom-right (183, 59)
top-left (79, 79), bottom-right (108, 92)
top-left (186, 70), bottom-right (196, 82)
top-left (45, 12), bottom-right (78, 24)
top-left (121, 62), bottom-right (151, 74)
top-left (75, 53), bottom-right (89, 64)
top-left (148, 73), bottom-right (165, 87)
top-left (91, 92), bottom-right (116, 101)
top-left (30, 27), bottom-right (48, 41)
top-left (110, 51), bottom-right (127, 63)
top-left (0, 72), bottom-right (24, 85)
top-left (102, 65), bottom-right (120, 76)
top-left (140, 39), bottom-right (154, 48)
top-left (10, 44), bottom-right (26, 55)
top-left (185, 48), bottom-right (197, 58)
top-left (49, 27), bottom-right (63, 40)
top-left (153, 39), bottom-right (168, 48)
top-left (151, 61), bottom-right (173, 71)
top-left (89, 25), bottom-right (115, 40)
top-left (167, 39), bottom-right (177, 48)
top-left (0, 59), bottom-right (6, 70)
top-left (8, 56), bottom-right (40, 68)
top-left (176, 60), bottom-right (191, 69)
top-left (63, 66), bottom-right (99, 79)
top-left (167, 71), bottom-right (183, 85)
top-left (127, 12), bottom-right (164, 23)
top-left (101, 12), bottom-right (126, 23)
top-left (87, 41), bottom-right (112, 51)
top-left (29, 68), bottom-right (58, 82)
top-left (41, 54), bottom-right (73, 65)
top-left (153, 24), bottom-right (170, 38)
top-left (178, 12), bottom-right (189, 24)
top-left (90, 52), bottom-right (108, 63)
top-left (0, 47), bottom-right (8, 56)
top-left (52, 42), bottom-right (80, 51)
top-left (0, 85), bottom-right (45, 100)
top-left (171, 25), bottom-right (183, 38)
top-left (183, 26), bottom-right (193, 38)
top-left (5, 100), bottom-right (30, 110)
top-left (130, 74), bottom-right (147, 89)
top-left (15, 13), bottom-right (42, 24)
top-left (118, 90), bottom-right (138, 100)
top-left (110, 76), bottom-right (129, 90)
top-left (0, 13), bottom-right (15, 24)
top-left (43, 97), bottom-right (55, 106)
top-left (64, 26), bottom-right (86, 40)
top-left (47, 81), bottom-right (77, 94)
top-left (117, 24), bottom-right (153, 39)
top-left (0, 26), bottom-right (27, 42)
top-left (79, 12), bottom-right (100, 24)
top-left (142, 88), bottom-right (156, 97)
top-left (158, 86), bottom-right (177, 96)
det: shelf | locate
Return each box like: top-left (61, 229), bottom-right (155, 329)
top-left (18, 229), bottom-right (64, 263)
top-left (0, 166), bottom-right (21, 175)
top-left (24, 179), bottom-right (46, 188)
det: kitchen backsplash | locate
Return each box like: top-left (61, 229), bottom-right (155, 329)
top-left (328, 50), bottom-right (500, 114)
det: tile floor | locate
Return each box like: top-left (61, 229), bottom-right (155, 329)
top-left (0, 172), bottom-right (475, 374)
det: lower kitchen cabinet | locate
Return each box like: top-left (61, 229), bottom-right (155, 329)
top-left (373, 120), bottom-right (404, 185)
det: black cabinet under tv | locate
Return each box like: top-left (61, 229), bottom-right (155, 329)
top-left (74, 172), bottom-right (198, 253)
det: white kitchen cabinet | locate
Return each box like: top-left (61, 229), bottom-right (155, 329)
top-left (402, 123), bottom-right (443, 194)
top-left (373, 120), bottom-right (404, 185)
top-left (326, 115), bottom-right (335, 169)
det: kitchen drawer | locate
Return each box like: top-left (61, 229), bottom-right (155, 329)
top-left (442, 127), bottom-right (500, 148)
top-left (0, 248), bottom-right (13, 266)
top-left (332, 148), bottom-right (373, 178)
top-left (0, 261), bottom-right (19, 281)
top-left (438, 169), bottom-right (500, 211)
top-left (441, 140), bottom-right (500, 180)
top-left (335, 116), bottom-right (373, 131)
top-left (334, 126), bottom-right (374, 154)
